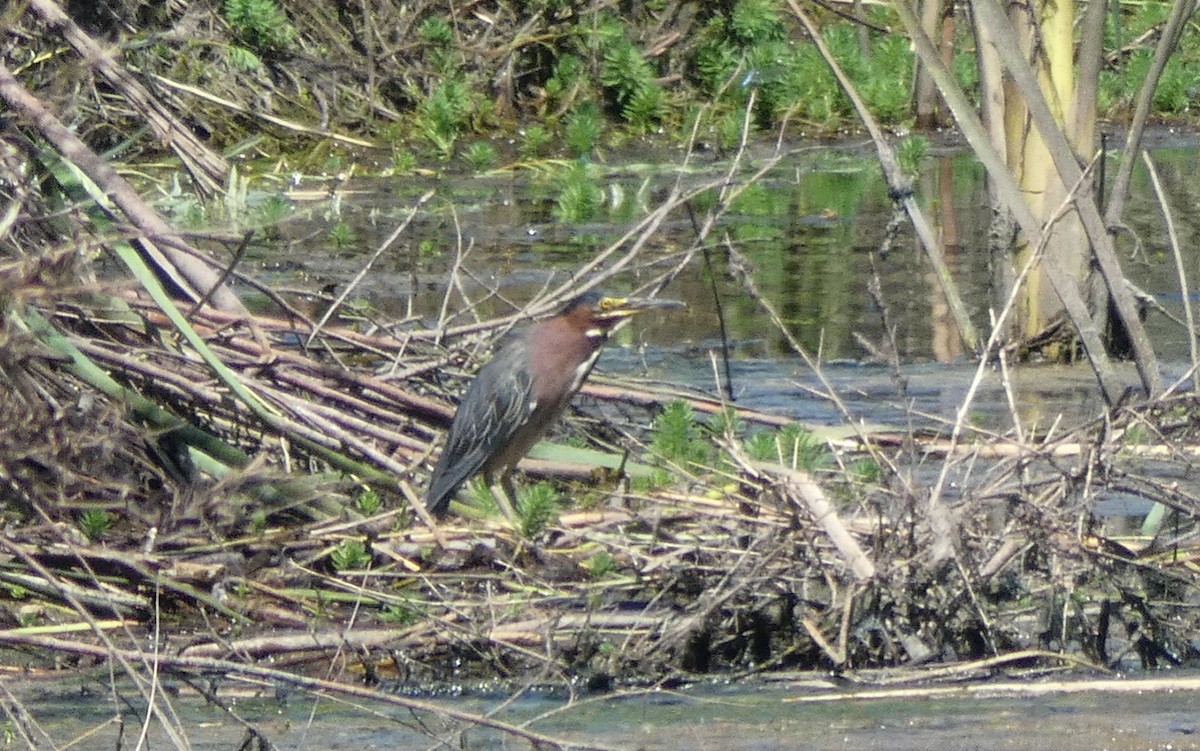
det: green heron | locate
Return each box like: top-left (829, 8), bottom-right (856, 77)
top-left (426, 291), bottom-right (684, 519)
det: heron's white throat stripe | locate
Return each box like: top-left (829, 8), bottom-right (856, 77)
top-left (570, 347), bottom-right (603, 393)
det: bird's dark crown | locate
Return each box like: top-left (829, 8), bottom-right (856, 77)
top-left (557, 290), bottom-right (684, 331)
top-left (559, 290), bottom-right (604, 315)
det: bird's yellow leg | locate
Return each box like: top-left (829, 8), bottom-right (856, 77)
top-left (488, 474), bottom-right (520, 527)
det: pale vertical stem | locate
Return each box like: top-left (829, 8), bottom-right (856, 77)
top-left (914, 0), bottom-right (945, 127)
top-left (890, 0), bottom-right (1121, 402)
top-left (1142, 152), bottom-right (1198, 392)
top-left (1104, 0), bottom-right (1199, 227)
top-left (1071, 0), bottom-right (1107, 152)
top-left (970, 0), bottom-right (1162, 396)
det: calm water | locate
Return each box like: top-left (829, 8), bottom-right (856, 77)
top-left (11, 675), bottom-right (1200, 750)
top-left (235, 131), bottom-right (1200, 431)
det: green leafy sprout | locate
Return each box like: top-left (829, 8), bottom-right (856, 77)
top-left (652, 401), bottom-right (713, 468)
top-left (329, 220), bottom-right (355, 249)
top-left (554, 162), bottom-right (604, 223)
top-left (744, 423), bottom-right (828, 471)
top-left (331, 539), bottom-right (372, 571)
top-left (463, 141), bottom-right (499, 172)
top-left (582, 550), bottom-right (619, 578)
top-left (78, 509), bottom-right (113, 542)
top-left (518, 482), bottom-right (560, 539)
top-left (223, 0), bottom-right (295, 50)
top-left (354, 488), bottom-right (383, 516)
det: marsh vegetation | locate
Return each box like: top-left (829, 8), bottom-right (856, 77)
top-left (4, 0), bottom-right (1200, 748)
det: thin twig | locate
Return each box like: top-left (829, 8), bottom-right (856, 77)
top-left (306, 191), bottom-right (434, 348)
top-left (1141, 150), bottom-right (1197, 391)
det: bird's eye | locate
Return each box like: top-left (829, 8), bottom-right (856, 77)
top-left (598, 298), bottom-right (617, 312)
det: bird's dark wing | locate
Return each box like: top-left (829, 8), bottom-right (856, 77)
top-left (425, 341), bottom-right (534, 515)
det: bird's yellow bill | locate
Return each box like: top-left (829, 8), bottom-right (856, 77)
top-left (596, 296), bottom-right (686, 320)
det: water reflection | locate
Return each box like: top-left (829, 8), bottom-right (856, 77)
top-left (258, 137), bottom-right (1200, 426)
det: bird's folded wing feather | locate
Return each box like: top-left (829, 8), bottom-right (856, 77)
top-left (426, 344), bottom-right (534, 510)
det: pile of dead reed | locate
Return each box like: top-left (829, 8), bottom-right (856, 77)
top-left (5, 227), bottom-right (1200, 694)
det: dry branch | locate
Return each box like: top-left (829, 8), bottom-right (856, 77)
top-left (0, 59), bottom-right (245, 315)
top-left (24, 0), bottom-right (228, 193)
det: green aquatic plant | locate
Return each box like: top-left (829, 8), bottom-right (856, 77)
top-left (545, 54), bottom-right (587, 111)
top-left (518, 482), bottom-right (560, 538)
top-left (858, 34), bottom-right (913, 122)
top-left (896, 135), bottom-right (930, 178)
top-left (418, 16), bottom-right (453, 45)
top-left (761, 41), bottom-right (841, 125)
top-left (418, 16), bottom-right (460, 74)
top-left (224, 0), bottom-right (295, 50)
top-left (519, 124), bottom-right (552, 158)
top-left (651, 401), bottom-right (712, 468)
top-left (695, 5), bottom-right (933, 131)
top-left (632, 467), bottom-right (674, 492)
top-left (599, 33), bottom-right (666, 131)
top-left (464, 477), bottom-right (498, 515)
top-left (391, 150), bottom-right (417, 174)
top-left (554, 162), bottom-right (604, 223)
top-left (580, 12), bottom-right (630, 55)
top-left (254, 192), bottom-right (291, 228)
top-left (707, 405), bottom-right (743, 437)
top-left (1152, 57), bottom-right (1197, 113)
top-left (953, 49), bottom-right (981, 106)
top-left (715, 107), bottom-right (754, 149)
top-left (745, 424), bottom-right (828, 471)
top-left (1096, 69), bottom-right (1121, 116)
top-left (695, 30), bottom-right (741, 94)
top-left (781, 424), bottom-right (829, 471)
top-left (601, 41), bottom-right (656, 103)
top-left (380, 603), bottom-right (419, 625)
top-left (622, 84), bottom-right (667, 133)
top-left (343, 296), bottom-right (376, 320)
top-left (582, 550), bottom-right (619, 578)
top-left (463, 141), bottom-right (498, 172)
top-left (331, 539), bottom-right (372, 571)
top-left (78, 509), bottom-right (113, 542)
top-left (744, 430), bottom-right (778, 462)
top-left (564, 103), bottom-right (603, 157)
top-left (730, 0), bottom-right (786, 44)
top-left (354, 488), bottom-right (383, 516)
top-left (849, 458), bottom-right (880, 484)
top-left (743, 41), bottom-right (804, 123)
top-left (415, 79), bottom-right (475, 159)
top-left (1122, 423), bottom-right (1150, 446)
top-left (821, 24), bottom-right (866, 79)
top-left (329, 220), bottom-right (355, 249)
top-left (226, 46), bottom-right (262, 72)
